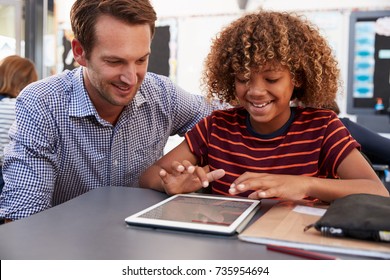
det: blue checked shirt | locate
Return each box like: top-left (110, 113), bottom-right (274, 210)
top-left (0, 67), bottom-right (218, 220)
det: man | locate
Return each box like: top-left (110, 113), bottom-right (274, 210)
top-left (0, 0), bottom-right (219, 221)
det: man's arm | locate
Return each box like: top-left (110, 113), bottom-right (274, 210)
top-left (0, 93), bottom-right (58, 220)
top-left (152, 73), bottom-right (225, 136)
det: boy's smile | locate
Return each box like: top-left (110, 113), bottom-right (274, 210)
top-left (235, 65), bottom-right (295, 135)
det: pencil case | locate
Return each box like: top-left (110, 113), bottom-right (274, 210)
top-left (305, 193), bottom-right (390, 242)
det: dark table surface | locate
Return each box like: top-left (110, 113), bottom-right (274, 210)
top-left (0, 187), bottom-right (368, 260)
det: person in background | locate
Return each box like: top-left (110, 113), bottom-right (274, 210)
top-left (140, 10), bottom-right (389, 201)
top-left (0, 55), bottom-right (38, 195)
top-left (0, 0), bottom-right (221, 222)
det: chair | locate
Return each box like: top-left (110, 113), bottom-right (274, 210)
top-left (372, 164), bottom-right (390, 192)
top-left (361, 152), bottom-right (390, 192)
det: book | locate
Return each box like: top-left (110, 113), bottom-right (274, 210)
top-left (238, 199), bottom-right (390, 259)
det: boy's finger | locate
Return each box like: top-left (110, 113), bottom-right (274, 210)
top-left (207, 169), bottom-right (225, 182)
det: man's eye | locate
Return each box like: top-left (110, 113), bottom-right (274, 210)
top-left (106, 60), bottom-right (120, 64)
top-left (136, 58), bottom-right (148, 65)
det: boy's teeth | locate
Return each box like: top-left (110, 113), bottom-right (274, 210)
top-left (253, 101), bottom-right (271, 108)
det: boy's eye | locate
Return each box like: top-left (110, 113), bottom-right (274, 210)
top-left (266, 78), bottom-right (278, 83)
top-left (235, 77), bottom-right (248, 84)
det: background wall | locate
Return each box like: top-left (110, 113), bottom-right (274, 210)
top-left (53, 0), bottom-right (390, 151)
top-left (54, 0), bottom-right (390, 116)
top-left (146, 1), bottom-right (390, 151)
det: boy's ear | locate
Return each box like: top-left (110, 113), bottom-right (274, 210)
top-left (291, 86), bottom-right (304, 100)
top-left (294, 80), bottom-right (302, 88)
top-left (71, 38), bottom-right (87, 67)
top-left (229, 96), bottom-right (241, 107)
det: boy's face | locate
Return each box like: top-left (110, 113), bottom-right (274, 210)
top-left (73, 15), bottom-right (151, 121)
top-left (234, 64), bottom-right (295, 135)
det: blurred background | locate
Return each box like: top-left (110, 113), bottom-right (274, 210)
top-left (0, 0), bottom-right (389, 131)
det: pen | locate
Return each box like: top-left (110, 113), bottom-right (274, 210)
top-left (266, 245), bottom-right (339, 260)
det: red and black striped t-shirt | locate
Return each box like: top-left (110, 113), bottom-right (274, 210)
top-left (185, 106), bottom-right (360, 196)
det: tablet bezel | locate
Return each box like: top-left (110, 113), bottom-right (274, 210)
top-left (124, 193), bottom-right (261, 235)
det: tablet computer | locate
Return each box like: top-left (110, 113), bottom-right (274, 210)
top-left (125, 193), bottom-right (261, 235)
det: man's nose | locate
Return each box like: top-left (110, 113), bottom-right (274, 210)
top-left (120, 65), bottom-right (137, 85)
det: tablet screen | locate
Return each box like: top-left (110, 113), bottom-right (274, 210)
top-left (125, 194), bottom-right (261, 235)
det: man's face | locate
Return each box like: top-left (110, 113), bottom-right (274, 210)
top-left (74, 15), bottom-right (151, 120)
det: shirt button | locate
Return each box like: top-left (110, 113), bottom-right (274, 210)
top-left (113, 159), bottom-right (118, 166)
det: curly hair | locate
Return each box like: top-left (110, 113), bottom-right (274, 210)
top-left (202, 10), bottom-right (341, 108)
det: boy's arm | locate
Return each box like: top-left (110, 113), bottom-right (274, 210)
top-left (139, 140), bottom-right (198, 192)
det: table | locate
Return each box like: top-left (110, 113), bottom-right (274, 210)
top-left (0, 187), bottom-right (367, 260)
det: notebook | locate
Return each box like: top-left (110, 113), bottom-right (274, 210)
top-left (238, 199), bottom-right (390, 259)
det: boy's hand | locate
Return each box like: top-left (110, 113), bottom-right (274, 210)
top-left (159, 161), bottom-right (225, 195)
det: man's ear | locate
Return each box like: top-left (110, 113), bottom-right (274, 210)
top-left (71, 38), bottom-right (87, 67)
